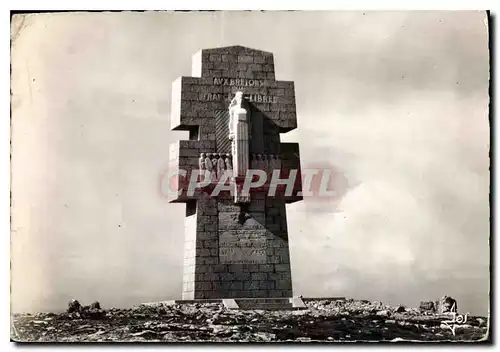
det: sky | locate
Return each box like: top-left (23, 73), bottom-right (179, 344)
top-left (10, 11), bottom-right (490, 315)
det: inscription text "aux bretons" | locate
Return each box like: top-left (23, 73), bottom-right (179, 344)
top-left (213, 77), bottom-right (266, 87)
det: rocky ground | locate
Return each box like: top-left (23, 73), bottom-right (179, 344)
top-left (11, 299), bottom-right (489, 343)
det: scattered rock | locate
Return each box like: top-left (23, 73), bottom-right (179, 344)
top-left (419, 301), bottom-right (435, 313)
top-left (130, 330), bottom-right (160, 339)
top-left (395, 306), bottom-right (406, 313)
top-left (253, 332), bottom-right (275, 341)
top-left (437, 296), bottom-right (457, 313)
top-left (376, 310), bottom-right (390, 317)
top-left (11, 298), bottom-right (488, 342)
top-left (68, 299), bottom-right (82, 313)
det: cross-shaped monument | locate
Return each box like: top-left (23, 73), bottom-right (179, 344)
top-left (169, 46), bottom-right (302, 300)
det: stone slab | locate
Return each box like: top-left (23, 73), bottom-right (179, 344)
top-left (300, 297), bottom-right (346, 302)
top-left (222, 299), bottom-right (239, 309)
top-left (233, 298), bottom-right (294, 310)
top-left (289, 296), bottom-right (307, 309)
top-left (139, 300), bottom-right (176, 307)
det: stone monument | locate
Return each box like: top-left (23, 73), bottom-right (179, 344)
top-left (168, 46), bottom-right (302, 301)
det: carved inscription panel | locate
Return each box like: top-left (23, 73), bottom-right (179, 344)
top-left (219, 231), bottom-right (267, 264)
top-left (201, 77), bottom-right (278, 103)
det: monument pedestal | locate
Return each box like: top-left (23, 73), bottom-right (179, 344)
top-left (181, 194), bottom-right (293, 300)
top-left (141, 297), bottom-right (346, 311)
top-left (143, 297), bottom-right (303, 310)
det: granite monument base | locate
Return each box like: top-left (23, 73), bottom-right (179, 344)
top-left (141, 297), bottom-right (346, 311)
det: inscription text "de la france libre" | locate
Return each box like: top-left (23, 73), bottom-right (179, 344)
top-left (203, 92), bottom-right (278, 103)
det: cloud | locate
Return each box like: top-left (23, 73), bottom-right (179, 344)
top-left (287, 91), bottom-right (489, 314)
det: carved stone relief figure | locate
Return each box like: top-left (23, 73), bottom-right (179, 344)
top-left (269, 154), bottom-right (281, 176)
top-left (228, 91), bottom-right (250, 203)
top-left (228, 92), bottom-right (243, 141)
top-left (211, 153), bottom-right (219, 181)
top-left (250, 153), bottom-right (258, 170)
top-left (224, 153), bottom-right (232, 172)
top-left (199, 153), bottom-right (206, 171)
top-left (205, 153), bottom-right (214, 183)
top-left (267, 154), bottom-right (274, 175)
top-left (217, 155), bottom-right (226, 180)
top-left (258, 154), bottom-right (268, 173)
top-left (275, 154), bottom-right (282, 171)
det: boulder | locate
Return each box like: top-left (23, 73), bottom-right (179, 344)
top-left (419, 301), bottom-right (435, 313)
top-left (67, 299), bottom-right (82, 313)
top-left (67, 299), bottom-right (104, 319)
top-left (376, 310), bottom-right (390, 317)
top-left (395, 306), bottom-right (406, 313)
top-left (436, 296), bottom-right (457, 313)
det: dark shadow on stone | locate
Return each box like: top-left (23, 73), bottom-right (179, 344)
top-left (238, 211), bottom-right (252, 225)
top-left (186, 200), bottom-right (197, 217)
top-left (242, 103), bottom-right (299, 242)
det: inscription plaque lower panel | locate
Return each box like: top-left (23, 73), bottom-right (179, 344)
top-left (219, 232), bottom-right (267, 264)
